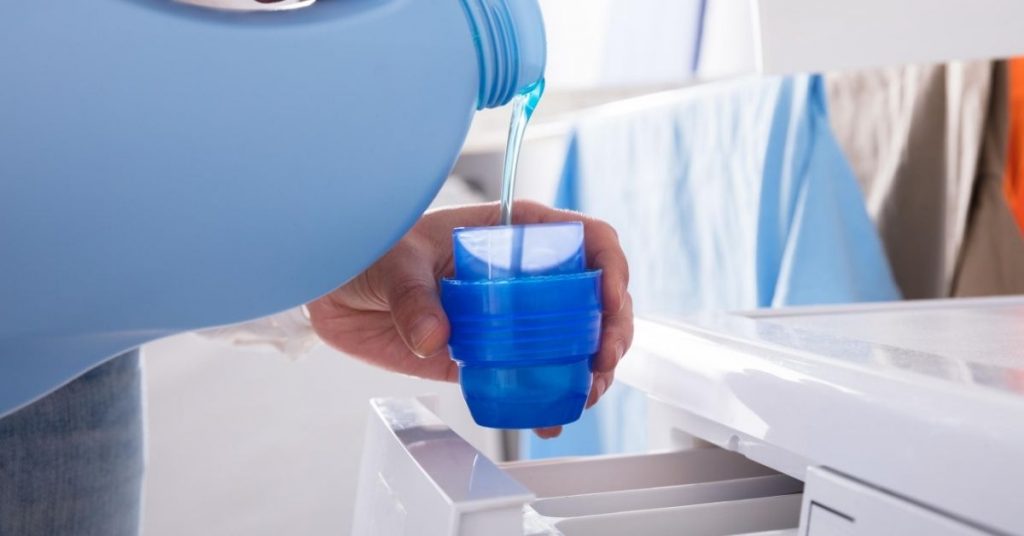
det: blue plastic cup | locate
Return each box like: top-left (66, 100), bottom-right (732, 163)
top-left (440, 222), bottom-right (602, 429)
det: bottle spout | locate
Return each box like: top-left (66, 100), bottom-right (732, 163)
top-left (461, 0), bottom-right (547, 110)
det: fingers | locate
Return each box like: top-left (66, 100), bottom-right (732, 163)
top-left (375, 242), bottom-right (451, 358)
top-left (396, 202), bottom-right (631, 437)
top-left (593, 292), bottom-right (634, 373)
top-left (510, 201), bottom-right (630, 314)
top-left (505, 201), bottom-right (634, 373)
top-left (387, 279), bottom-right (448, 357)
top-left (584, 221), bottom-right (630, 315)
top-left (587, 369), bottom-right (616, 409)
top-left (534, 426), bottom-right (563, 439)
top-left (423, 202), bottom-right (630, 313)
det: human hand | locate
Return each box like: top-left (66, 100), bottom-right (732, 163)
top-left (307, 200), bottom-right (633, 438)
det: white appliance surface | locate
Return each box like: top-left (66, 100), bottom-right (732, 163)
top-left (621, 296), bottom-right (1024, 536)
top-left (738, 296), bottom-right (1024, 393)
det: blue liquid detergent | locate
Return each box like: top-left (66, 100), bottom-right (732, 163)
top-left (441, 78), bottom-right (603, 429)
top-left (499, 79), bottom-right (546, 226)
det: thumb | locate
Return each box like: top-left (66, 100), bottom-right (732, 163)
top-left (385, 273), bottom-right (450, 358)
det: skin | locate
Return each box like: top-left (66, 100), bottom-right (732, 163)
top-left (307, 200), bottom-right (634, 439)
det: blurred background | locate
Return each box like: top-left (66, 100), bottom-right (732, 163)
top-left (140, 0), bottom-right (1024, 533)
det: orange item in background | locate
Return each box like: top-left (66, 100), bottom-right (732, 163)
top-left (1006, 58), bottom-right (1024, 234)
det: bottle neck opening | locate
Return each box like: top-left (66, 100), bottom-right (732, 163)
top-left (460, 0), bottom-right (545, 110)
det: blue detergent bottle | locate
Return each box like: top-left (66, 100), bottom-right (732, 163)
top-left (0, 1), bottom-right (545, 417)
top-left (441, 222), bottom-right (603, 428)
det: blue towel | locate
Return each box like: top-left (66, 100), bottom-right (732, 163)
top-left (523, 75), bottom-right (900, 459)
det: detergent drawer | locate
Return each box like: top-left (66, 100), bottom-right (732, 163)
top-left (504, 448), bottom-right (803, 536)
top-left (352, 397), bottom-right (803, 536)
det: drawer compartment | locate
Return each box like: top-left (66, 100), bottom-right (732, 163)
top-left (532, 474), bottom-right (802, 518)
top-left (354, 397), bottom-right (803, 536)
top-left (502, 448), bottom-right (782, 497)
top-left (552, 493), bottom-right (803, 536)
top-left (504, 434), bottom-right (802, 534)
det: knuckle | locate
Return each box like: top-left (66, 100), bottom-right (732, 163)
top-left (599, 219), bottom-right (620, 241)
top-left (388, 277), bottom-right (429, 306)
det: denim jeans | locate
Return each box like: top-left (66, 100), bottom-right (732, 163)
top-left (0, 351), bottom-right (144, 536)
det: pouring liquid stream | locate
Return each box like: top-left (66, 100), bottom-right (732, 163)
top-left (499, 79), bottom-right (545, 226)
top-left (499, 79), bottom-right (544, 274)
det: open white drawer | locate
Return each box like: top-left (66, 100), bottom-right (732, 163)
top-left (352, 397), bottom-right (803, 536)
top-left (354, 297), bottom-right (1024, 535)
top-left (511, 448), bottom-right (803, 536)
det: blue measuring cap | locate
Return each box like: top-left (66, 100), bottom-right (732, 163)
top-left (440, 221), bottom-right (602, 429)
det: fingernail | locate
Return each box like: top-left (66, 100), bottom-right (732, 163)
top-left (410, 315), bottom-right (441, 358)
top-left (587, 376), bottom-right (608, 408)
top-left (615, 342), bottom-right (626, 363)
top-left (617, 284), bottom-right (627, 312)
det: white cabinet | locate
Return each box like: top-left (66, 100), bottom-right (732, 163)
top-left (354, 297), bottom-right (1024, 535)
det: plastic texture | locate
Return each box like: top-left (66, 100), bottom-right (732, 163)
top-left (440, 222), bottom-right (602, 429)
top-left (352, 397), bottom-right (533, 536)
top-left (0, 0), bottom-right (545, 417)
top-left (461, 0), bottom-right (548, 109)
